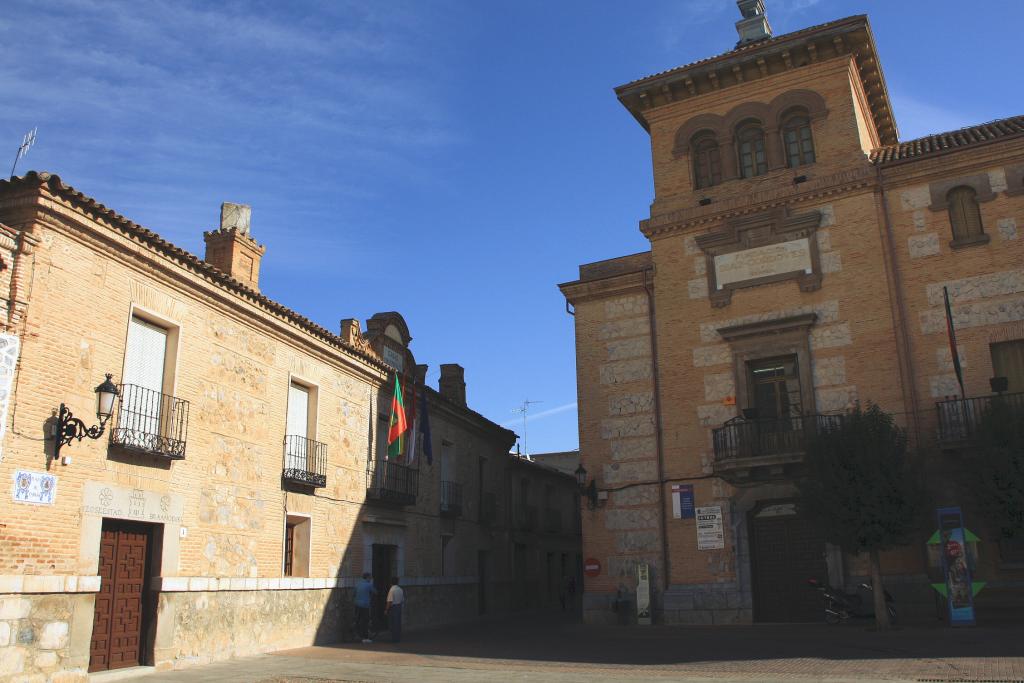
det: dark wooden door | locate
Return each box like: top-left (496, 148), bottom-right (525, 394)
top-left (371, 544), bottom-right (396, 624)
top-left (751, 509), bottom-right (825, 623)
top-left (90, 521), bottom-right (151, 672)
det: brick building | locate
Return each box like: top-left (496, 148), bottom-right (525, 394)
top-left (560, 3), bottom-right (1024, 625)
top-left (0, 171), bottom-right (579, 680)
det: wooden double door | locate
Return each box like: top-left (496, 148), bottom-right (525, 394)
top-left (750, 505), bottom-right (825, 623)
top-left (90, 520), bottom-right (154, 672)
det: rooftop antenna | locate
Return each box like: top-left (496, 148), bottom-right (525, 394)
top-left (512, 399), bottom-right (542, 458)
top-left (9, 127), bottom-right (37, 180)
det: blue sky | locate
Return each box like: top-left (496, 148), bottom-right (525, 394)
top-left (3, 0), bottom-right (1020, 454)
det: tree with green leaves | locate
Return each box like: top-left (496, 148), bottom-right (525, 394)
top-left (972, 397), bottom-right (1024, 546)
top-left (796, 403), bottom-right (923, 630)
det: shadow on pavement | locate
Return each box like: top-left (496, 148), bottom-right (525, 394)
top-left (297, 612), bottom-right (1024, 667)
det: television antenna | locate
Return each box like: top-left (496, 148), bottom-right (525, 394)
top-left (10, 127), bottom-right (37, 180)
top-left (512, 399), bottom-right (542, 458)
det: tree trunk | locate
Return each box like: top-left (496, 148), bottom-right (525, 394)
top-left (869, 548), bottom-right (890, 631)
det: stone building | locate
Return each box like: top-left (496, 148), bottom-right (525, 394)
top-left (560, 3), bottom-right (1024, 625)
top-left (0, 171), bottom-right (579, 681)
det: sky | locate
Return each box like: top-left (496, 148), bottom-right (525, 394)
top-left (2, 0), bottom-right (1021, 454)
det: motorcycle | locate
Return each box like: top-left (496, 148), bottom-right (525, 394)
top-left (807, 578), bottom-right (896, 624)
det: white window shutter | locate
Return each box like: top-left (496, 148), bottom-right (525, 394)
top-left (124, 317), bottom-right (167, 393)
top-left (287, 384), bottom-right (309, 438)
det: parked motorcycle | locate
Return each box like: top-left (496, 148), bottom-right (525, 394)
top-left (807, 578), bottom-right (896, 624)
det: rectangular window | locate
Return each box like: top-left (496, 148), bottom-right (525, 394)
top-left (122, 316), bottom-right (170, 437)
top-left (441, 535), bottom-right (452, 577)
top-left (747, 356), bottom-right (802, 420)
top-left (991, 340), bottom-right (1024, 393)
top-left (286, 382), bottom-right (315, 472)
top-left (284, 515), bottom-right (311, 577)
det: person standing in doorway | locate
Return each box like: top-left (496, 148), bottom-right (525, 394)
top-left (385, 576), bottom-right (405, 643)
top-left (354, 572), bottom-right (376, 643)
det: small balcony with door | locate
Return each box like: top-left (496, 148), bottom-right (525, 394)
top-left (936, 341), bottom-right (1024, 450)
top-left (712, 356), bottom-right (840, 481)
top-left (282, 382), bottom-right (326, 490)
top-left (440, 480), bottom-right (463, 517)
top-left (366, 459), bottom-right (419, 506)
top-left (109, 315), bottom-right (189, 460)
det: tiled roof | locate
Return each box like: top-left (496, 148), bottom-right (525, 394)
top-left (869, 115), bottom-right (1024, 164)
top-left (0, 171), bottom-right (391, 373)
top-left (616, 15), bottom-right (865, 93)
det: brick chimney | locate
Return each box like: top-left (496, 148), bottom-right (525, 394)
top-left (438, 364), bottom-right (466, 407)
top-left (203, 202), bottom-right (266, 292)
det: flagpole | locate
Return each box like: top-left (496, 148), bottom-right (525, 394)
top-left (943, 286), bottom-right (966, 399)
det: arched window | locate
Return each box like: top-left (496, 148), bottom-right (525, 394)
top-left (947, 186), bottom-right (984, 241)
top-left (736, 122), bottom-right (767, 178)
top-left (691, 133), bottom-right (722, 189)
top-left (781, 111), bottom-right (815, 167)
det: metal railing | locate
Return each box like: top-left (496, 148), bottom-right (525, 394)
top-left (366, 460), bottom-right (418, 506)
top-left (440, 480), bottom-right (463, 516)
top-left (936, 392), bottom-right (1024, 444)
top-left (282, 435), bottom-right (327, 488)
top-left (109, 384), bottom-right (189, 459)
top-left (544, 508), bottom-right (562, 533)
top-left (712, 414), bottom-right (843, 463)
top-left (516, 505), bottom-right (538, 531)
top-left (479, 492), bottom-right (497, 526)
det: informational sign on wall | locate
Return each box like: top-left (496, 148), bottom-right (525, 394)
top-left (696, 505), bottom-right (725, 550)
top-left (672, 484), bottom-right (695, 519)
top-left (636, 562), bottom-right (651, 626)
top-left (937, 506), bottom-right (976, 626)
top-left (12, 470), bottom-right (56, 505)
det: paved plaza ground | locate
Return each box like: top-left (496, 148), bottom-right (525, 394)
top-left (121, 615), bottom-right (1024, 683)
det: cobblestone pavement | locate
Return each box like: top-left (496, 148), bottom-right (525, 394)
top-left (123, 615), bottom-right (1024, 683)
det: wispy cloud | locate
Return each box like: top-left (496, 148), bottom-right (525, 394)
top-left (888, 92), bottom-right (980, 141)
top-left (501, 402), bottom-right (578, 428)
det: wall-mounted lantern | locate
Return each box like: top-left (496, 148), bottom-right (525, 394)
top-left (574, 463), bottom-right (599, 509)
top-left (52, 374), bottom-right (119, 462)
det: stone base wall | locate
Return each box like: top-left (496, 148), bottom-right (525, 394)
top-left (0, 592), bottom-right (93, 683)
top-left (158, 587), bottom-right (350, 670)
top-left (662, 582), bottom-right (749, 625)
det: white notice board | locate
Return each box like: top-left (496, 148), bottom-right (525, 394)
top-left (696, 505), bottom-right (724, 550)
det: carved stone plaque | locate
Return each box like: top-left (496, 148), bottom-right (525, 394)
top-left (714, 238), bottom-right (813, 289)
top-left (82, 481), bottom-right (183, 524)
top-left (695, 207), bottom-right (823, 307)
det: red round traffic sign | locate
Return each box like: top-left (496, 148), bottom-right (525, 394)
top-left (583, 558), bottom-right (601, 577)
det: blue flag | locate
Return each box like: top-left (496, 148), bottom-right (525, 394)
top-left (419, 389), bottom-right (433, 465)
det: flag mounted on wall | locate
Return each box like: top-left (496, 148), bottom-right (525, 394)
top-left (419, 387), bottom-right (433, 465)
top-left (943, 286), bottom-right (966, 398)
top-left (387, 374), bottom-right (408, 459)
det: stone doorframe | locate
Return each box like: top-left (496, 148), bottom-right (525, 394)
top-left (717, 313), bottom-right (818, 416)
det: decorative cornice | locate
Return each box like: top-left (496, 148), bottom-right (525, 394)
top-left (641, 166), bottom-right (875, 239)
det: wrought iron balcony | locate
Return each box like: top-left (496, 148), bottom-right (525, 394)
top-left (544, 508), bottom-right (562, 534)
top-left (936, 392), bottom-right (1024, 447)
top-left (440, 480), bottom-right (463, 517)
top-left (109, 384), bottom-right (189, 459)
top-left (479, 492), bottom-right (497, 526)
top-left (516, 505), bottom-right (538, 531)
top-left (366, 460), bottom-right (418, 506)
top-left (711, 414), bottom-right (842, 478)
top-left (282, 435), bottom-right (327, 488)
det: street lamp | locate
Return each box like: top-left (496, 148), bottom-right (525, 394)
top-left (574, 463), bottom-right (598, 509)
top-left (53, 374), bottom-right (120, 462)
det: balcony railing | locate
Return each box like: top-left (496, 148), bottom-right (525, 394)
top-left (366, 460), bottom-right (418, 506)
top-left (440, 480), bottom-right (463, 517)
top-left (479, 492), bottom-right (497, 526)
top-left (712, 414), bottom-right (843, 463)
top-left (936, 392), bottom-right (1024, 445)
top-left (109, 384), bottom-right (189, 459)
top-left (282, 435), bottom-right (327, 488)
top-left (544, 508), bottom-right (562, 533)
top-left (516, 505), bottom-right (538, 531)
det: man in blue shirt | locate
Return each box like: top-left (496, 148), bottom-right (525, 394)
top-left (353, 573), bottom-right (376, 643)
